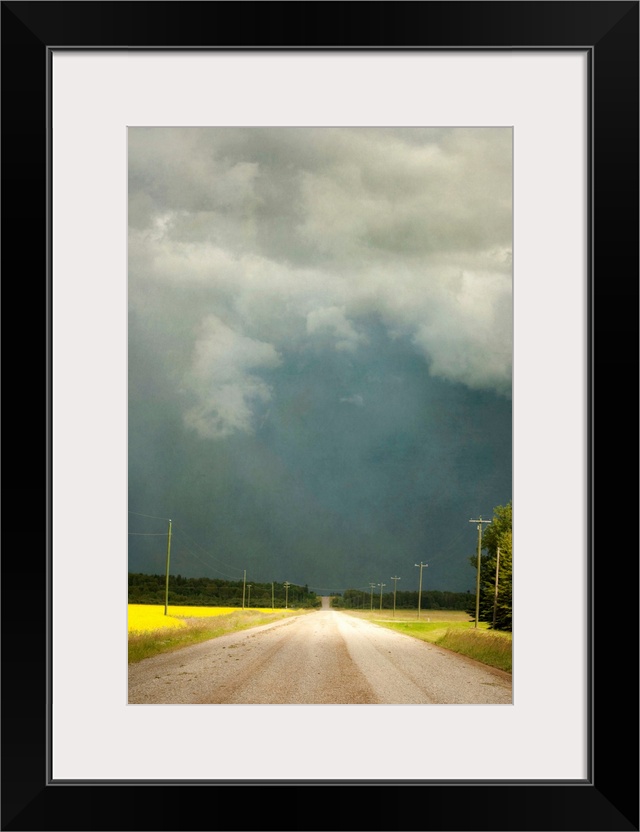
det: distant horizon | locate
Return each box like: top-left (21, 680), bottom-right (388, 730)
top-left (128, 568), bottom-right (477, 599)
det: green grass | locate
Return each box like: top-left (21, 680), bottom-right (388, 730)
top-left (436, 628), bottom-right (512, 672)
top-left (128, 608), bottom-right (310, 663)
top-left (129, 605), bottom-right (512, 672)
top-left (343, 609), bottom-right (512, 673)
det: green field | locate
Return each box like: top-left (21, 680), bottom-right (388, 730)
top-left (128, 604), bottom-right (512, 673)
top-left (342, 609), bottom-right (512, 673)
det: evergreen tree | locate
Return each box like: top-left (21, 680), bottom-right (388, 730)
top-left (467, 502), bottom-right (512, 631)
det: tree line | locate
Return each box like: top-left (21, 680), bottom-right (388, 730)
top-left (332, 588), bottom-right (472, 610)
top-left (128, 573), bottom-right (320, 609)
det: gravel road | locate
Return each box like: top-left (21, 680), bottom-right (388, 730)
top-left (128, 607), bottom-right (512, 705)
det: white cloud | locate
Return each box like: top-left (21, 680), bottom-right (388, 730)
top-left (129, 127), bottom-right (513, 402)
top-left (340, 394), bottom-right (364, 407)
top-left (306, 306), bottom-right (368, 353)
top-left (183, 315), bottom-right (281, 439)
top-left (411, 270), bottom-right (512, 395)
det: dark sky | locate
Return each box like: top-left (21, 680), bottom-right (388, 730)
top-left (128, 127), bottom-right (512, 594)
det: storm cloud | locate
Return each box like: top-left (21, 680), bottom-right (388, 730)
top-left (128, 127), bottom-right (512, 593)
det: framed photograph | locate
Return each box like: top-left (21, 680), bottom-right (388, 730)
top-left (2, 2), bottom-right (637, 830)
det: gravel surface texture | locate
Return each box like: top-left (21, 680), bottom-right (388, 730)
top-left (128, 607), bottom-right (512, 705)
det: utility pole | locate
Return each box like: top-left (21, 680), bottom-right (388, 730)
top-left (470, 516), bottom-right (491, 628)
top-left (284, 581), bottom-right (291, 609)
top-left (164, 519), bottom-right (172, 615)
top-left (492, 547), bottom-right (501, 629)
top-left (415, 562), bottom-right (428, 619)
top-left (378, 582), bottom-right (386, 611)
top-left (247, 584), bottom-right (252, 608)
top-left (369, 582), bottom-right (376, 611)
top-left (390, 576), bottom-right (401, 617)
top-left (272, 581), bottom-right (275, 609)
top-left (242, 569), bottom-right (247, 610)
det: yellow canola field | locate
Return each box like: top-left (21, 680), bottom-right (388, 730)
top-left (127, 603), bottom-right (280, 633)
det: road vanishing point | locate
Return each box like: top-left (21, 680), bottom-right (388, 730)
top-left (128, 600), bottom-right (512, 705)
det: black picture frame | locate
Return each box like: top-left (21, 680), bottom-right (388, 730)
top-left (2, 2), bottom-right (638, 830)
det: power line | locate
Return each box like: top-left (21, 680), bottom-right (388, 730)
top-left (493, 547), bottom-right (501, 629)
top-left (470, 516), bottom-right (492, 629)
top-left (128, 510), bottom-right (171, 521)
top-left (164, 519), bottom-right (172, 616)
top-left (129, 513), bottom-right (249, 580)
top-left (414, 562), bottom-right (428, 619)
top-left (390, 576), bottom-right (401, 617)
top-left (173, 527), bottom-right (244, 575)
top-left (424, 528), bottom-right (469, 563)
top-left (171, 542), bottom-right (240, 581)
top-left (369, 583), bottom-right (376, 611)
top-left (129, 526), bottom-right (242, 582)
